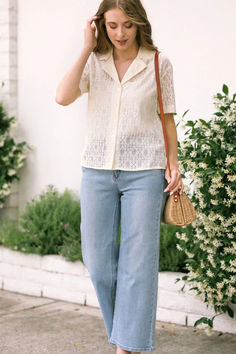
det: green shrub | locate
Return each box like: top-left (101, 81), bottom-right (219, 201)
top-left (0, 185), bottom-right (82, 261)
top-left (159, 224), bottom-right (193, 272)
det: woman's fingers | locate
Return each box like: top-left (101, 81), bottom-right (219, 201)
top-left (84, 16), bottom-right (100, 51)
top-left (164, 168), bottom-right (184, 194)
top-left (86, 16), bottom-right (100, 26)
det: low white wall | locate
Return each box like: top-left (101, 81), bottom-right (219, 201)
top-left (0, 245), bottom-right (235, 334)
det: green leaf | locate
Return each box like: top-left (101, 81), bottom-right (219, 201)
top-left (186, 120), bottom-right (194, 127)
top-left (222, 84), bottom-right (229, 95)
top-left (182, 109), bottom-right (190, 118)
top-left (208, 319), bottom-right (213, 328)
top-left (231, 295), bottom-right (236, 304)
top-left (194, 317), bottom-right (209, 327)
top-left (184, 258), bottom-right (195, 263)
top-left (199, 119), bottom-right (209, 127)
top-left (227, 306), bottom-right (234, 318)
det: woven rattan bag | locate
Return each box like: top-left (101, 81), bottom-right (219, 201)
top-left (155, 51), bottom-right (196, 227)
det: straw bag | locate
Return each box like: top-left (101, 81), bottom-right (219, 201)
top-left (155, 51), bottom-right (196, 226)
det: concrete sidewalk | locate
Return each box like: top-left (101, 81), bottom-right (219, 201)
top-left (0, 290), bottom-right (235, 354)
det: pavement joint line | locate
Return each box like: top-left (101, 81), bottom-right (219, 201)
top-left (0, 299), bottom-right (60, 318)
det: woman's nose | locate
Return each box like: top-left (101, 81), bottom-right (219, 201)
top-left (116, 26), bottom-right (125, 38)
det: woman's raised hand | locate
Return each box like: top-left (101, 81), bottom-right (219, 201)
top-left (83, 16), bottom-right (100, 52)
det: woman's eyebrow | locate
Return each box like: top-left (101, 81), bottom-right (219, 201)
top-left (107, 21), bottom-right (132, 24)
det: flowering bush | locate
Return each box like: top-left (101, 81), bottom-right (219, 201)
top-left (0, 101), bottom-right (30, 208)
top-left (176, 84), bottom-right (236, 331)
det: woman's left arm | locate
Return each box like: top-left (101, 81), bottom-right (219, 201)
top-left (163, 113), bottom-right (184, 194)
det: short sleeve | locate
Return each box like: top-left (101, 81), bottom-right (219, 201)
top-left (159, 53), bottom-right (176, 114)
top-left (79, 57), bottom-right (90, 96)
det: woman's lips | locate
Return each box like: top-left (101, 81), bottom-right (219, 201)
top-left (117, 40), bottom-right (128, 46)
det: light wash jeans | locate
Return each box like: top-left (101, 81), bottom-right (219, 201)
top-left (80, 167), bottom-right (167, 352)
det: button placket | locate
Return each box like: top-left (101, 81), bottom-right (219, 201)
top-left (108, 84), bottom-right (123, 169)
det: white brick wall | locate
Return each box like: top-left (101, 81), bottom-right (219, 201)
top-left (0, 0), bottom-right (19, 221)
top-left (0, 245), bottom-right (235, 334)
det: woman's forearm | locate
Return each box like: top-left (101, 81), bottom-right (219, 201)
top-left (55, 47), bottom-right (92, 106)
top-left (164, 113), bottom-right (179, 169)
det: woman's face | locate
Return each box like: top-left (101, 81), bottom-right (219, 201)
top-left (104, 8), bottom-right (138, 51)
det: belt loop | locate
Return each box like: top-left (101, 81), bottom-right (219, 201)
top-left (113, 170), bottom-right (120, 179)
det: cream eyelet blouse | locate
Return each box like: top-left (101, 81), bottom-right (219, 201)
top-left (78, 46), bottom-right (176, 171)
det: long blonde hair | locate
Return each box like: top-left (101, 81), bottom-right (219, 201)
top-left (94, 0), bottom-right (157, 53)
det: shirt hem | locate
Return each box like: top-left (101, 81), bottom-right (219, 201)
top-left (81, 163), bottom-right (166, 171)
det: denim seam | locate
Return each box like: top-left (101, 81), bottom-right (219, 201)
top-left (109, 337), bottom-right (155, 351)
top-left (148, 208), bottom-right (159, 348)
top-left (110, 195), bottom-right (120, 319)
top-left (149, 170), bottom-right (165, 347)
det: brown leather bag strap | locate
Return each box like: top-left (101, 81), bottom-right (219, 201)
top-left (155, 51), bottom-right (171, 177)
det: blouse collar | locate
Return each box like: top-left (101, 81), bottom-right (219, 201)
top-left (97, 46), bottom-right (154, 85)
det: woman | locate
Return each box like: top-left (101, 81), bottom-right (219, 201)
top-left (56, 0), bottom-right (184, 353)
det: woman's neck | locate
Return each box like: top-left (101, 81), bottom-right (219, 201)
top-left (113, 42), bottom-right (139, 61)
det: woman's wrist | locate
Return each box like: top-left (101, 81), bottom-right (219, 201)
top-left (81, 46), bottom-right (93, 57)
top-left (169, 163), bottom-right (179, 170)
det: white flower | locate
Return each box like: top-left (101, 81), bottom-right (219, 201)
top-left (201, 144), bottom-right (209, 151)
top-left (210, 199), bottom-right (219, 206)
top-left (10, 120), bottom-right (18, 129)
top-left (216, 159), bottom-right (223, 165)
top-left (7, 169), bottom-right (16, 176)
top-left (211, 122), bottom-right (221, 131)
top-left (212, 175), bottom-right (222, 184)
top-left (2, 156), bottom-right (9, 163)
top-left (209, 186), bottom-right (218, 196)
top-left (17, 153), bottom-right (27, 162)
top-left (226, 285), bottom-right (235, 297)
top-left (207, 270), bottom-right (214, 277)
top-left (212, 239), bottom-right (221, 248)
top-left (190, 151), bottom-right (197, 158)
top-left (227, 175), bottom-right (236, 182)
top-left (225, 155), bottom-right (236, 166)
top-left (220, 261), bottom-right (226, 271)
top-left (185, 250), bottom-right (194, 258)
top-left (207, 254), bottom-right (217, 267)
top-left (225, 186), bottom-right (235, 198)
top-left (230, 260), bottom-right (236, 267)
top-left (176, 244), bottom-right (183, 251)
top-left (195, 120), bottom-right (206, 129)
top-left (216, 282), bottom-right (224, 289)
top-left (179, 233), bottom-right (189, 242)
top-left (199, 162), bottom-right (208, 169)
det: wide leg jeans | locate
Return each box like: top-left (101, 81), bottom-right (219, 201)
top-left (80, 167), bottom-right (166, 352)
